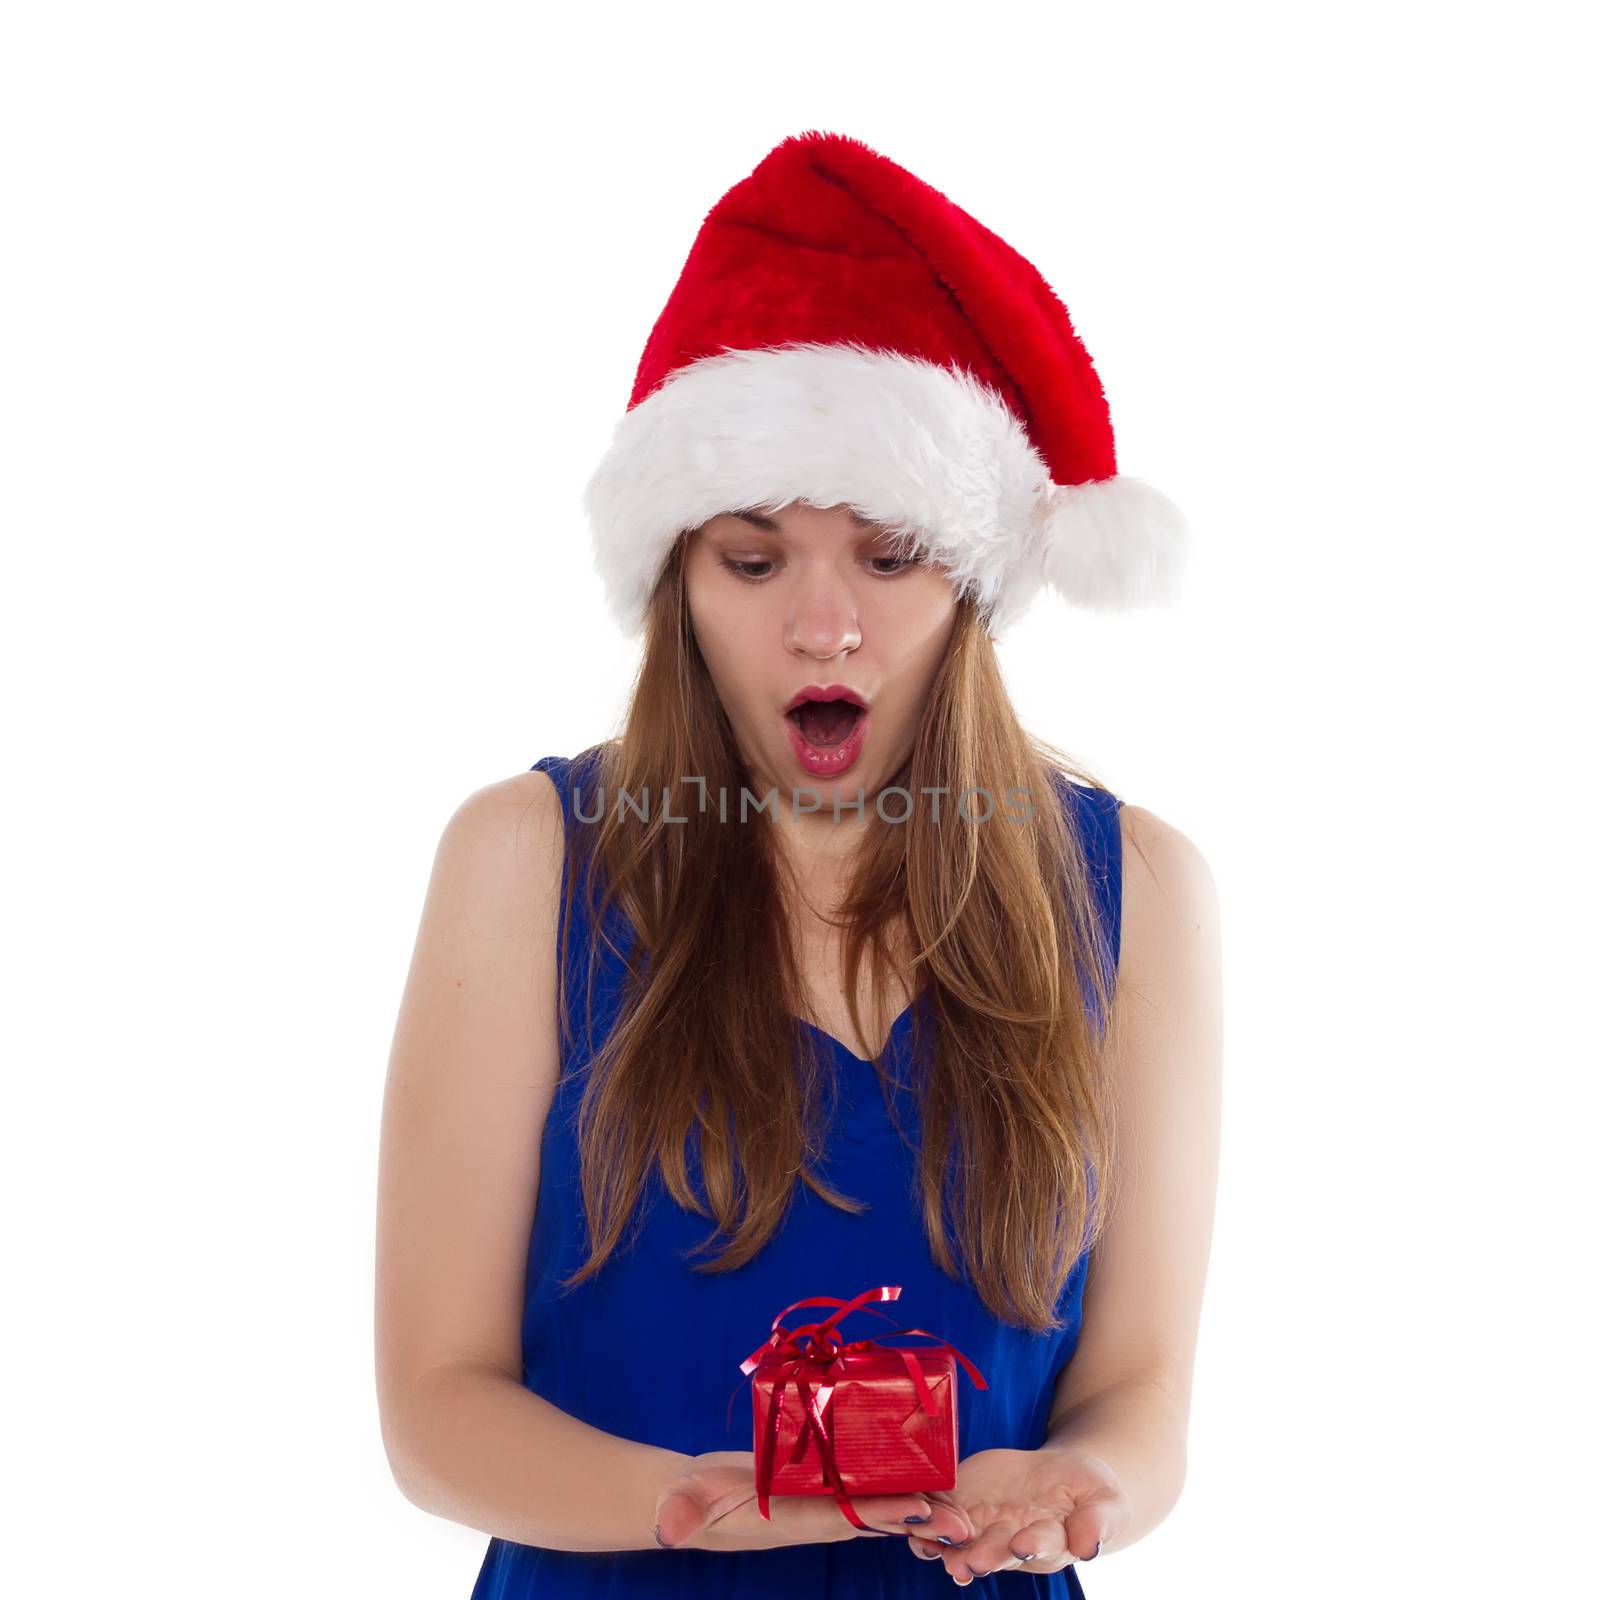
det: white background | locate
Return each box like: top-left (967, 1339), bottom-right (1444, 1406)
top-left (5, 2), bottom-right (1595, 1594)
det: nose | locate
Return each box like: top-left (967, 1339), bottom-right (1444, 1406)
top-left (785, 568), bottom-right (863, 660)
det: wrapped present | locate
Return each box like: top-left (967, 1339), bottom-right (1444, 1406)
top-left (733, 1284), bottom-right (987, 1528)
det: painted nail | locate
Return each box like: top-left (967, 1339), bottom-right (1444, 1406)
top-left (904, 1514), bottom-right (930, 1523)
top-left (652, 1525), bottom-right (671, 1549)
top-left (937, 1535), bottom-right (957, 1546)
top-left (1085, 1538), bottom-right (1102, 1560)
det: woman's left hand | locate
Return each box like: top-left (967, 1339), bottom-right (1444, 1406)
top-left (906, 1446), bottom-right (1127, 1582)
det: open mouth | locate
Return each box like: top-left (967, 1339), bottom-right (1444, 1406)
top-left (786, 698), bottom-right (865, 750)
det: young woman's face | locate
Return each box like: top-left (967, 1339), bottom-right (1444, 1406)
top-left (683, 501), bottom-right (959, 800)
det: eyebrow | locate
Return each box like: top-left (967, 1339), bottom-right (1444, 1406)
top-left (734, 508), bottom-right (879, 533)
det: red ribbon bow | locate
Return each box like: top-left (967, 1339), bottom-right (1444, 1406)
top-left (732, 1284), bottom-right (987, 1528)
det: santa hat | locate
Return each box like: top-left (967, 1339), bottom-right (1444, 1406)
top-left (582, 129), bottom-right (1188, 640)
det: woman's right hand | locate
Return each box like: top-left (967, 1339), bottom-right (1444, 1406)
top-left (652, 1450), bottom-right (976, 1553)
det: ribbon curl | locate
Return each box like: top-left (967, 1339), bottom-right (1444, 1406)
top-left (728, 1284), bottom-right (987, 1528)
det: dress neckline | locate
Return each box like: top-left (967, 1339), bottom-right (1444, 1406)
top-left (792, 992), bottom-right (920, 1066)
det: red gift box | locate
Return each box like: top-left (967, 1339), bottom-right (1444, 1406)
top-left (734, 1284), bottom-right (987, 1528)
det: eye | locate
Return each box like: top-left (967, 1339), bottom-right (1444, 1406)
top-left (719, 556), bottom-right (775, 583)
top-left (867, 553), bottom-right (923, 576)
top-left (717, 551), bottom-right (923, 584)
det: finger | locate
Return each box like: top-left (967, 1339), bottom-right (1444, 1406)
top-left (1063, 1504), bottom-right (1111, 1563)
top-left (906, 1531), bottom-right (976, 1577)
top-left (864, 1496), bottom-right (972, 1548)
top-left (1007, 1514), bottom-right (1069, 1570)
top-left (919, 1489), bottom-right (978, 1544)
top-left (1057, 1475), bottom-right (1123, 1561)
top-left (651, 1485), bottom-right (711, 1550)
top-left (850, 1494), bottom-right (948, 1540)
top-left (948, 1519), bottom-right (1024, 1582)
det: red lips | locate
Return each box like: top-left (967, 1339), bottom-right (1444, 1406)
top-left (784, 682), bottom-right (869, 714)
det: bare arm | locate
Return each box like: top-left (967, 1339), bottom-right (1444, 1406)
top-left (1044, 802), bottom-right (1224, 1554)
top-left (374, 768), bottom-right (690, 1550)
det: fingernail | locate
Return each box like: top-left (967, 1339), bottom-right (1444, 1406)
top-left (1086, 1538), bottom-right (1102, 1560)
top-left (652, 1524), bottom-right (671, 1549)
top-left (904, 1514), bottom-right (930, 1523)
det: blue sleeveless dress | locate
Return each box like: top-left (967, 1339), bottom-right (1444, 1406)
top-left (471, 747), bottom-right (1124, 1599)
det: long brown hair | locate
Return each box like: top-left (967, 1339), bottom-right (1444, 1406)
top-left (550, 533), bottom-right (1120, 1334)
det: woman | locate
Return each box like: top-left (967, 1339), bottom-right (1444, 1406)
top-left (376, 130), bottom-right (1221, 1596)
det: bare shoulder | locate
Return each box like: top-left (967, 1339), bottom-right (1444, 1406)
top-left (1116, 803), bottom-right (1220, 983)
top-left (1118, 803), bottom-right (1218, 911)
top-left (437, 766), bottom-right (564, 880)
top-left (410, 768), bottom-right (564, 947)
